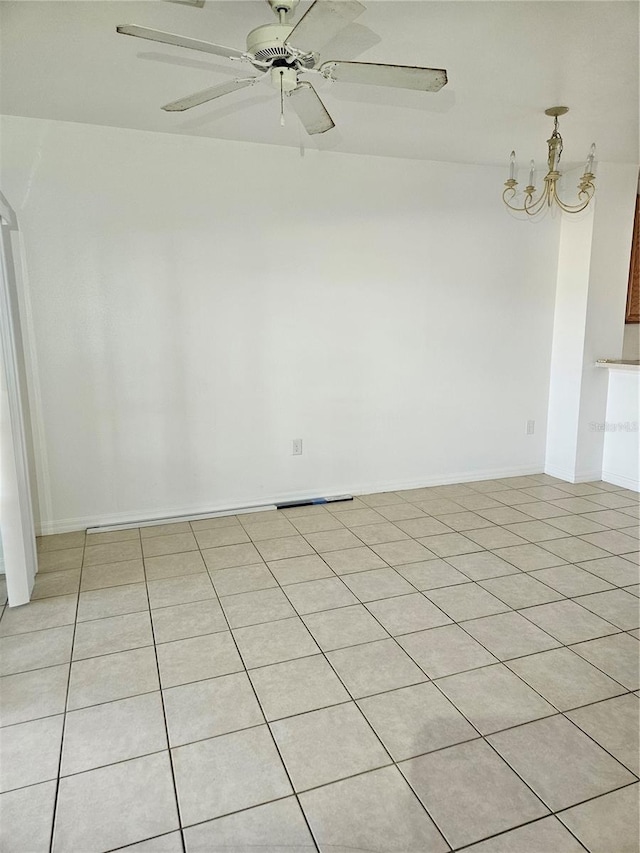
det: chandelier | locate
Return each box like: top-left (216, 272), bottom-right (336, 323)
top-left (503, 107), bottom-right (596, 216)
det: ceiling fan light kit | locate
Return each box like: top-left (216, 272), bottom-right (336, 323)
top-left (503, 107), bottom-right (597, 216)
top-left (117, 0), bottom-right (448, 134)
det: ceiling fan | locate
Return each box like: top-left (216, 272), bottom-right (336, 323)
top-left (117, 0), bottom-right (448, 135)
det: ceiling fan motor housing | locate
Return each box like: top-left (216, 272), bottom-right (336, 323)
top-left (246, 23), bottom-right (294, 63)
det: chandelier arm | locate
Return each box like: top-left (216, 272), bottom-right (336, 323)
top-left (551, 179), bottom-right (596, 213)
top-left (522, 183), bottom-right (551, 216)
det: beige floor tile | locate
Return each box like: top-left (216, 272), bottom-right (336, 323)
top-left (143, 551), bottom-right (206, 582)
top-left (147, 574), bottom-right (215, 609)
top-left (358, 682), bottom-right (477, 761)
top-left (0, 664), bottom-right (69, 727)
top-left (117, 832), bottom-right (183, 852)
top-left (53, 752), bottom-right (179, 853)
top-left (233, 616), bottom-right (319, 669)
top-left (37, 531), bottom-right (86, 552)
top-left (400, 738), bottom-right (548, 849)
top-left (86, 529), bottom-right (140, 545)
top-left (73, 611), bottom-right (153, 660)
top-left (183, 798), bottom-right (315, 853)
top-left (342, 567), bottom-right (416, 602)
top-left (290, 513), bottom-right (345, 534)
top-left (221, 587), bottom-right (296, 628)
top-left (479, 573), bottom-right (563, 609)
top-left (266, 554), bottom-right (333, 585)
top-left (0, 715), bottom-right (64, 792)
top-left (240, 518), bottom-right (298, 541)
top-left (0, 625), bottom-right (73, 676)
top-left (302, 604), bottom-right (388, 651)
top-left (249, 654), bottom-right (349, 720)
top-left (80, 559), bottom-right (145, 591)
top-left (371, 539), bottom-right (435, 565)
top-left (210, 563), bottom-right (277, 596)
top-left (529, 564), bottom-right (613, 596)
top-left (523, 599), bottom-right (621, 644)
top-left (570, 632), bottom-right (640, 690)
top-left (465, 526), bottom-right (528, 549)
top-left (493, 544), bottom-right (566, 571)
top-left (151, 598), bottom-right (227, 644)
top-left (488, 714), bottom-right (634, 811)
top-left (31, 569), bottom-right (80, 600)
top-left (576, 555), bottom-right (639, 586)
top-left (539, 537), bottom-right (610, 563)
top-left (163, 671), bottom-right (263, 746)
top-left (574, 588), bottom-right (640, 630)
top-left (67, 647), bottom-right (159, 710)
top-left (38, 547), bottom-right (84, 572)
top-left (366, 593), bottom-right (451, 635)
top-left (172, 726), bottom-right (291, 825)
top-left (61, 692), bottom-right (167, 776)
top-left (394, 517), bottom-right (452, 537)
top-left (140, 522), bottom-right (192, 538)
top-left (320, 546), bottom-right (387, 575)
top-left (0, 781), bottom-right (57, 853)
top-left (398, 624), bottom-right (498, 678)
top-left (518, 502), bottom-right (573, 520)
top-left (255, 535), bottom-right (315, 561)
top-left (77, 583), bottom-right (148, 622)
top-left (394, 559), bottom-right (470, 590)
top-left (418, 532), bottom-right (484, 558)
top-left (377, 502), bottom-right (428, 521)
top-left (193, 526), bottom-right (250, 549)
top-left (201, 542), bottom-right (263, 571)
top-left (566, 694), bottom-right (639, 775)
top-left (435, 663), bottom-right (556, 734)
top-left (476, 507), bottom-right (534, 525)
top-left (503, 521), bottom-right (580, 543)
top-left (83, 540), bottom-right (142, 567)
top-left (447, 551), bottom-right (520, 581)
top-left (464, 816), bottom-right (584, 852)
top-left (345, 521), bottom-right (410, 546)
top-left (271, 702), bottom-right (390, 791)
top-left (303, 529), bottom-right (363, 553)
top-left (558, 784), bottom-right (639, 853)
top-left (142, 532), bottom-right (198, 558)
top-left (300, 766), bottom-right (453, 853)
top-left (189, 515), bottom-right (240, 531)
top-left (547, 514), bottom-right (610, 535)
top-left (156, 631), bottom-right (242, 688)
top-left (283, 577), bottom-right (359, 614)
top-left (425, 583), bottom-right (510, 621)
top-left (327, 638), bottom-right (427, 698)
top-left (461, 611), bottom-right (560, 660)
top-left (334, 508), bottom-right (387, 528)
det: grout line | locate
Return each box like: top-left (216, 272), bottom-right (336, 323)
top-left (140, 531), bottom-right (188, 853)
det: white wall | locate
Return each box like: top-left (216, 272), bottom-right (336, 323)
top-left (601, 369), bottom-right (640, 491)
top-left (622, 324), bottom-right (639, 360)
top-left (1, 116), bottom-right (560, 533)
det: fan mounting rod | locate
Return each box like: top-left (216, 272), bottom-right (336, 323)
top-left (267, 0), bottom-right (299, 20)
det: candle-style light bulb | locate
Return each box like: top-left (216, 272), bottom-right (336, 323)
top-left (509, 150), bottom-right (516, 181)
top-left (528, 159), bottom-right (536, 187)
top-left (585, 143), bottom-right (596, 175)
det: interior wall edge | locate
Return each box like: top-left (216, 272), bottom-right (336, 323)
top-left (543, 463), bottom-right (604, 485)
top-left (600, 470), bottom-right (640, 492)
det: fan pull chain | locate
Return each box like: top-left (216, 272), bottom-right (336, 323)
top-left (280, 70), bottom-right (285, 127)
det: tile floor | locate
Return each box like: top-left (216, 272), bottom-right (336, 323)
top-left (1, 473), bottom-right (639, 852)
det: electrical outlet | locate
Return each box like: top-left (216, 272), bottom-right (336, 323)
top-left (292, 439), bottom-right (303, 456)
top-left (526, 420), bottom-right (535, 435)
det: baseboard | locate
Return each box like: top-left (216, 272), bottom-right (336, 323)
top-left (601, 470), bottom-right (640, 492)
top-left (544, 464), bottom-right (604, 484)
top-left (35, 463), bottom-right (546, 535)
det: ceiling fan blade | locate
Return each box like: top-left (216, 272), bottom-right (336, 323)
top-left (164, 0), bottom-right (205, 7)
top-left (287, 0), bottom-right (365, 54)
top-left (162, 77), bottom-right (259, 111)
top-left (288, 82), bottom-right (335, 135)
top-left (320, 61), bottom-right (448, 92)
top-left (116, 25), bottom-right (245, 61)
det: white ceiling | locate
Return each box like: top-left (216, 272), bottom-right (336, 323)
top-left (1, 0), bottom-right (638, 166)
